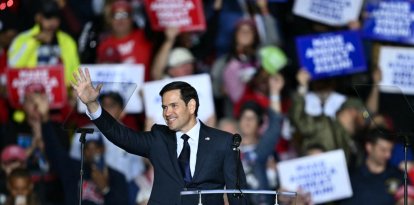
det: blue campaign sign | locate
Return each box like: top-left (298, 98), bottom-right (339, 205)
top-left (296, 30), bottom-right (367, 80)
top-left (362, 0), bottom-right (414, 45)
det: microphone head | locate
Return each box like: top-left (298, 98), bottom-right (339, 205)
top-left (232, 134), bottom-right (242, 148)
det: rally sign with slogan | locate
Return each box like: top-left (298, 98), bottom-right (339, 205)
top-left (144, 0), bottom-right (206, 32)
top-left (362, 0), bottom-right (414, 45)
top-left (142, 73), bottom-right (215, 125)
top-left (77, 64), bottom-right (145, 114)
top-left (277, 150), bottom-right (353, 204)
top-left (296, 30), bottom-right (367, 80)
top-left (379, 46), bottom-right (414, 95)
top-left (6, 66), bottom-right (67, 109)
top-left (293, 0), bottom-right (363, 26)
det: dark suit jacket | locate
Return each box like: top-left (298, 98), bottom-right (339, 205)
top-left (93, 109), bottom-right (248, 205)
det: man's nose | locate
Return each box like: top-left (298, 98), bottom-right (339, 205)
top-left (164, 107), bottom-right (171, 116)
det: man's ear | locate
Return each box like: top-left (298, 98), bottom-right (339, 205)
top-left (188, 99), bottom-right (196, 114)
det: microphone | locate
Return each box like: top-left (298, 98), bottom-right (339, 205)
top-left (232, 134), bottom-right (242, 151)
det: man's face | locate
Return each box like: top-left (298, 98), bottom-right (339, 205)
top-left (39, 15), bottom-right (60, 33)
top-left (162, 89), bottom-right (195, 132)
top-left (367, 138), bottom-right (393, 167)
top-left (8, 177), bottom-right (33, 197)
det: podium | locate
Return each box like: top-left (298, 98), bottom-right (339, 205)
top-left (181, 189), bottom-right (297, 205)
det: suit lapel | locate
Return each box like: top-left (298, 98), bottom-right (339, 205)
top-left (192, 123), bottom-right (209, 181)
top-left (166, 131), bottom-right (184, 184)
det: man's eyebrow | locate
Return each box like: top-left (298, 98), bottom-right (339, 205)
top-left (161, 102), bottom-right (178, 107)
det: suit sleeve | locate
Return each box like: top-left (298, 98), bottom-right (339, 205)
top-left (92, 108), bottom-right (154, 158)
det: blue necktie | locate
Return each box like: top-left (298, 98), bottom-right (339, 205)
top-left (178, 134), bottom-right (192, 184)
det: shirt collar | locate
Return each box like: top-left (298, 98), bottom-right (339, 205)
top-left (176, 119), bottom-right (200, 141)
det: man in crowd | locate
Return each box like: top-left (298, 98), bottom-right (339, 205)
top-left (341, 128), bottom-right (403, 205)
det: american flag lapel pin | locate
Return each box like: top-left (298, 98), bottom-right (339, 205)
top-left (205, 137), bottom-right (210, 141)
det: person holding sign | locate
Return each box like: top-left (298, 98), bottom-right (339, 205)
top-left (289, 93), bottom-right (368, 169)
top-left (72, 68), bottom-right (248, 205)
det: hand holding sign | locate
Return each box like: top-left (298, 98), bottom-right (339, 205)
top-left (296, 68), bottom-right (311, 87)
top-left (71, 68), bottom-right (103, 113)
top-left (165, 27), bottom-right (180, 42)
top-left (144, 0), bottom-right (206, 32)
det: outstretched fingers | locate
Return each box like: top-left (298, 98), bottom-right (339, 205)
top-left (78, 67), bottom-right (87, 82)
top-left (85, 67), bottom-right (92, 82)
top-left (73, 71), bottom-right (81, 84)
top-left (96, 83), bottom-right (103, 93)
top-left (70, 81), bottom-right (78, 90)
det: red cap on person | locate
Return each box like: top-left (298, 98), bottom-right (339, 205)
top-left (1, 145), bottom-right (27, 163)
top-left (111, 0), bottom-right (132, 14)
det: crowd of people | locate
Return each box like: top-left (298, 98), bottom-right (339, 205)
top-left (0, 0), bottom-right (414, 204)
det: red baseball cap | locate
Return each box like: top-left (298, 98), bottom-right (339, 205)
top-left (111, 0), bottom-right (132, 14)
top-left (1, 145), bottom-right (27, 163)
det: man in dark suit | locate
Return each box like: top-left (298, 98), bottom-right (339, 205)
top-left (72, 68), bottom-right (248, 205)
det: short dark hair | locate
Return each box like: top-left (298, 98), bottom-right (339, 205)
top-left (239, 100), bottom-right (264, 125)
top-left (99, 91), bottom-right (124, 109)
top-left (38, 0), bottom-right (61, 19)
top-left (159, 81), bottom-right (199, 116)
top-left (365, 127), bottom-right (395, 145)
top-left (8, 168), bottom-right (31, 182)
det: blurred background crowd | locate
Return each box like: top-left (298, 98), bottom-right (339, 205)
top-left (0, 0), bottom-right (414, 204)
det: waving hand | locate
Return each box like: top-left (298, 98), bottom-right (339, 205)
top-left (71, 68), bottom-right (102, 113)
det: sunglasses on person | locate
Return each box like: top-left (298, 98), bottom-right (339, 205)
top-left (113, 11), bottom-right (130, 20)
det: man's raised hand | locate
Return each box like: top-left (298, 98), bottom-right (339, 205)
top-left (71, 68), bottom-right (103, 113)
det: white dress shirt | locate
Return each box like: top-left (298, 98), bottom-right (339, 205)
top-left (175, 121), bottom-right (200, 177)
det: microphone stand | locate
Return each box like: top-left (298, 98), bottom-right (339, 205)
top-left (232, 134), bottom-right (244, 199)
top-left (234, 147), bottom-right (243, 198)
top-left (403, 134), bottom-right (410, 205)
top-left (77, 128), bottom-right (94, 205)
